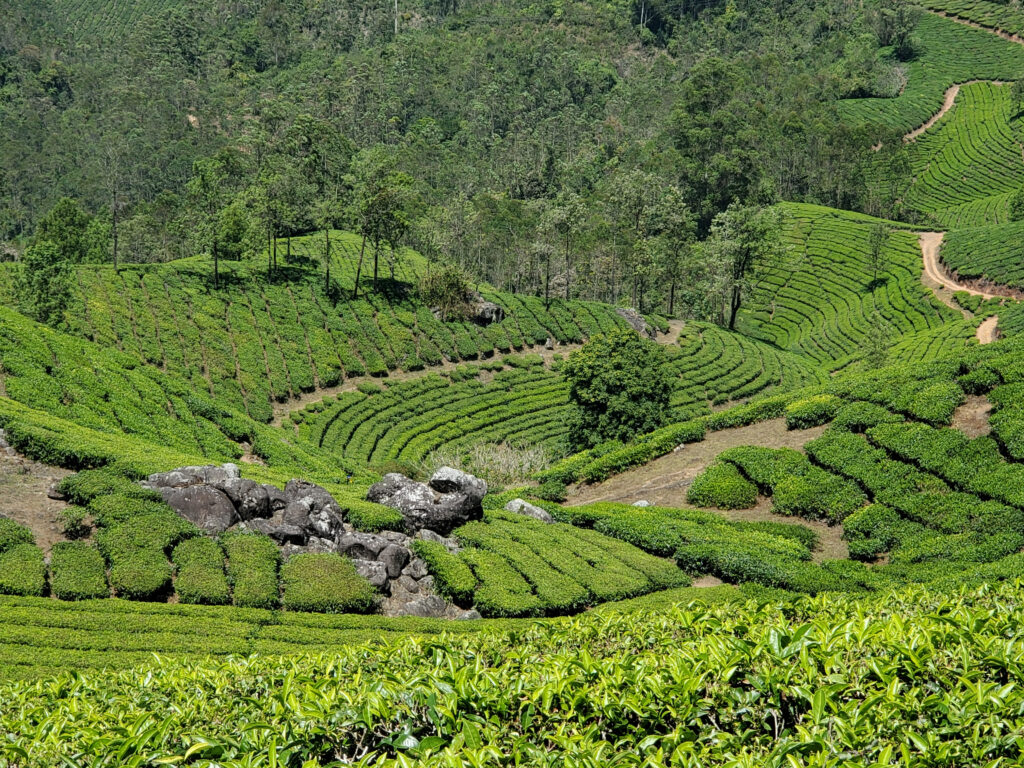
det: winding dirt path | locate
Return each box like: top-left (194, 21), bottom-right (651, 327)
top-left (565, 419), bottom-right (849, 562)
top-left (920, 232), bottom-right (1003, 300)
top-left (976, 315), bottom-right (1000, 344)
top-left (905, 84), bottom-right (961, 142)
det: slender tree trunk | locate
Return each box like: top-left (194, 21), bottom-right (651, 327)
top-left (286, 234), bottom-right (291, 264)
top-left (728, 285), bottom-right (741, 330)
top-left (544, 253), bottom-right (551, 308)
top-left (354, 234), bottom-right (367, 299)
top-left (372, 241), bottom-right (379, 291)
top-left (668, 282), bottom-right (675, 316)
top-left (394, 0), bottom-right (399, 34)
top-left (213, 239), bottom-right (219, 289)
top-left (272, 231), bottom-right (277, 273)
top-left (111, 193), bottom-right (119, 271)
top-left (324, 228), bottom-right (331, 295)
top-left (564, 232), bottom-right (571, 301)
top-left (267, 228), bottom-right (273, 276)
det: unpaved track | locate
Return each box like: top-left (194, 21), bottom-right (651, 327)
top-left (919, 232), bottom-right (1002, 299)
top-left (930, 9), bottom-right (1024, 46)
top-left (566, 418), bottom-right (849, 562)
top-left (976, 315), bottom-right (1000, 344)
top-left (905, 84), bottom-right (961, 142)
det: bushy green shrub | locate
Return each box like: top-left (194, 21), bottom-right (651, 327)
top-left (907, 381), bottom-right (965, 425)
top-left (96, 513), bottom-right (197, 601)
top-left (772, 470), bottom-right (866, 524)
top-left (58, 467), bottom-right (162, 506)
top-left (785, 394), bottom-right (842, 430)
top-left (49, 542), bottom-right (108, 600)
top-left (173, 538), bottom-right (230, 605)
top-left (958, 366), bottom-right (1000, 395)
top-left (411, 540), bottom-right (477, 604)
top-left (280, 554), bottom-right (377, 614)
top-left (717, 446), bottom-right (807, 493)
top-left (345, 500), bottom-right (406, 533)
top-left (0, 518), bottom-right (34, 554)
top-left (687, 462), bottom-right (758, 509)
top-left (223, 532), bottom-right (280, 609)
top-left (830, 401), bottom-right (904, 432)
top-left (535, 480), bottom-right (567, 502)
top-left (58, 507), bottom-right (89, 539)
top-left (460, 547), bottom-right (542, 618)
top-left (0, 543), bottom-right (47, 597)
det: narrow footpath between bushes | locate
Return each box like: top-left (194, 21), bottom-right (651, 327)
top-left (565, 418), bottom-right (848, 562)
top-left (919, 231), bottom-right (1015, 344)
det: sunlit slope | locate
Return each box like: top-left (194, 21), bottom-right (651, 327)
top-left (735, 203), bottom-right (961, 366)
top-left (839, 12), bottom-right (1024, 132)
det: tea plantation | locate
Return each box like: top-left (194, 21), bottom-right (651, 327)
top-left (9, 2), bottom-right (1024, 764)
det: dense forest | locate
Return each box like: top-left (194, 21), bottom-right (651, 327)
top-left (1, 0), bottom-right (913, 314)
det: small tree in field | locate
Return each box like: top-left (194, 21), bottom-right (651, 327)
top-left (867, 222), bottom-right (889, 286)
top-left (17, 241), bottom-right (72, 327)
top-left (562, 329), bottom-right (673, 451)
top-left (419, 263), bottom-right (474, 321)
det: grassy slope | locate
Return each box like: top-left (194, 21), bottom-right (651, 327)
top-left (839, 11), bottom-right (1024, 132)
top-left (736, 203), bottom-right (967, 368)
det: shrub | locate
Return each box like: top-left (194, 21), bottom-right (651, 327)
top-left (280, 554), bottom-right (377, 614)
top-left (534, 480), bottom-right (567, 502)
top-left (58, 507), bottom-right (89, 539)
top-left (110, 551), bottom-right (174, 600)
top-left (687, 462), bottom-right (758, 509)
top-left (346, 500), bottom-right (406, 533)
top-left (785, 394), bottom-right (842, 430)
top-left (223, 532), bottom-right (281, 609)
top-left (411, 540), bottom-right (477, 604)
top-left (958, 366), bottom-right (1000, 395)
top-left (772, 469), bottom-right (866, 524)
top-left (49, 542), bottom-right (108, 600)
top-left (563, 329), bottom-right (672, 451)
top-left (830, 401), bottom-right (903, 432)
top-left (460, 547), bottom-right (542, 618)
top-left (173, 538), bottom-right (230, 605)
top-left (0, 543), bottom-right (47, 597)
top-left (0, 518), bottom-right (34, 554)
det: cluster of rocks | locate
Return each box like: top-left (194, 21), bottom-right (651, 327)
top-left (615, 307), bottom-right (658, 339)
top-left (142, 463), bottom-right (486, 618)
top-left (366, 466), bottom-right (487, 535)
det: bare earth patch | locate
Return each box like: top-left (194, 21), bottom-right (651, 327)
top-left (952, 394), bottom-right (993, 438)
top-left (566, 418), bottom-right (848, 561)
top-left (0, 447), bottom-right (72, 554)
top-left (976, 316), bottom-right (1000, 344)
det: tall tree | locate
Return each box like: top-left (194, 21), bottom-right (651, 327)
top-left (703, 204), bottom-right (788, 331)
top-left (186, 158), bottom-right (229, 288)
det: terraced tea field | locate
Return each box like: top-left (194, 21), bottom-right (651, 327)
top-left (941, 219), bottom-right (1024, 291)
top-left (899, 81), bottom-right (1024, 228)
top-left (736, 204), bottom-right (960, 366)
top-left (290, 322), bottom-right (825, 468)
top-left (839, 11), bottom-right (1024, 132)
top-left (920, 0), bottom-right (1024, 38)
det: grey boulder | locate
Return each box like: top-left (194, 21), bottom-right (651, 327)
top-left (353, 559), bottom-right (389, 589)
top-left (367, 469), bottom-right (486, 536)
top-left (144, 463), bottom-right (240, 490)
top-left (221, 478), bottom-right (270, 520)
top-left (159, 485), bottom-right (237, 534)
top-left (505, 498), bottom-right (553, 523)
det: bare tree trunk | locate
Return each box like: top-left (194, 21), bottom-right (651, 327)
top-left (372, 241), bottom-right (379, 291)
top-left (564, 232), bottom-right (571, 300)
top-left (111, 193), bottom-right (119, 271)
top-left (324, 228), bottom-right (331, 295)
top-left (544, 253), bottom-right (551, 309)
top-left (267, 228), bottom-right (273, 276)
top-left (394, 0), bottom-right (399, 34)
top-left (213, 240), bottom-right (219, 289)
top-left (354, 234), bottom-right (367, 299)
top-left (668, 282), bottom-right (675, 315)
top-left (728, 285), bottom-right (741, 330)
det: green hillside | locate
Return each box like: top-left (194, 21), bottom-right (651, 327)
top-left (900, 81), bottom-right (1023, 227)
top-left (942, 219), bottom-right (1024, 290)
top-left (735, 203), bottom-right (963, 366)
top-left (10, 0), bottom-right (1024, 763)
top-left (839, 12), bottom-right (1024, 132)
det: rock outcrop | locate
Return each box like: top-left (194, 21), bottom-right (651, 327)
top-left (141, 464), bottom-right (479, 619)
top-left (615, 307), bottom-right (657, 339)
top-left (505, 498), bottom-right (553, 523)
top-left (366, 467), bottom-right (486, 535)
